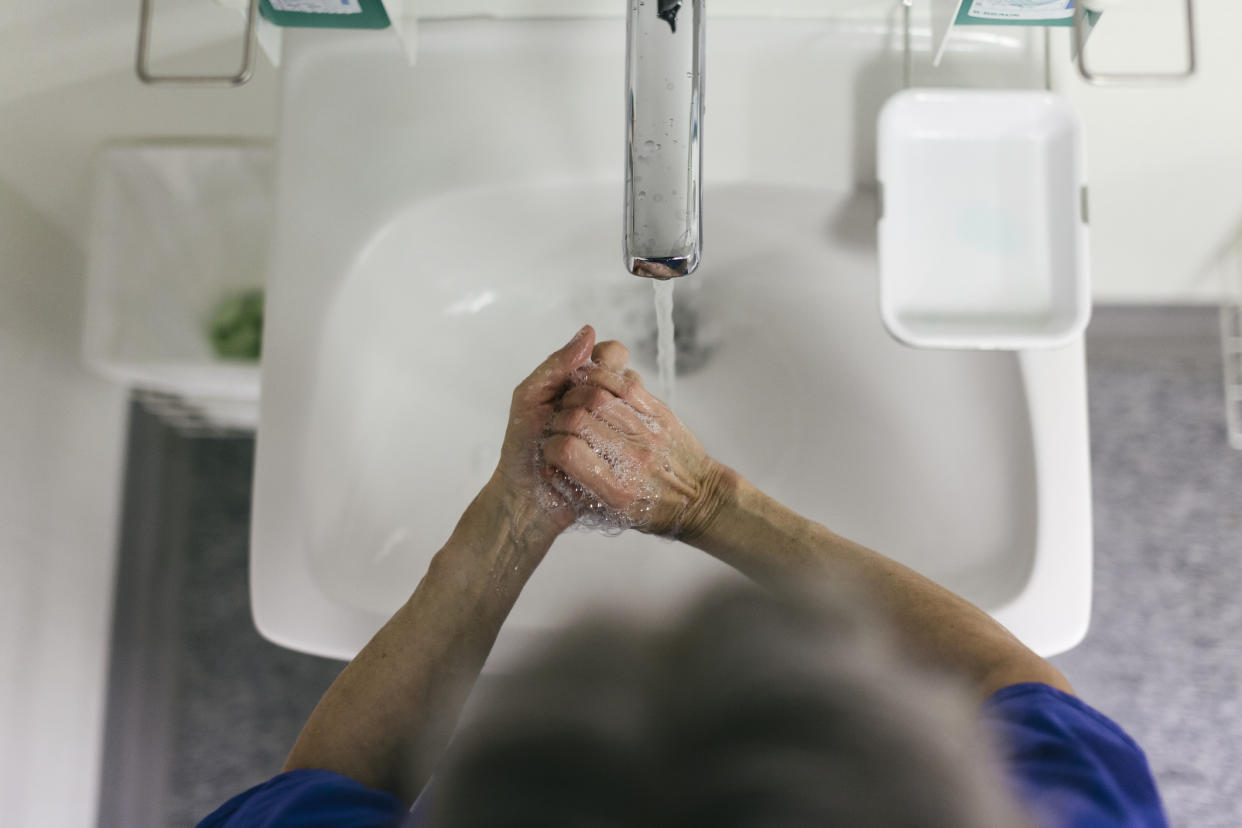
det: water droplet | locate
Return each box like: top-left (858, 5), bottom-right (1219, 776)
top-left (637, 190), bottom-right (646, 199)
top-left (666, 82), bottom-right (674, 91)
top-left (642, 139), bottom-right (656, 155)
top-left (653, 193), bottom-right (664, 202)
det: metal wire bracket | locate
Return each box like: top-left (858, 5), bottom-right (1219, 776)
top-left (136, 0), bottom-right (259, 86)
top-left (1223, 304), bottom-right (1242, 450)
top-left (1222, 236), bottom-right (1242, 450)
top-left (902, 0), bottom-right (914, 89)
top-left (1073, 0), bottom-right (1196, 86)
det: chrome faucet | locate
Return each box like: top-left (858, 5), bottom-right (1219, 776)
top-left (623, 0), bottom-right (705, 279)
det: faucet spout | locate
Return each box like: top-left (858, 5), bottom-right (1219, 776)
top-left (624, 0), bottom-right (704, 279)
top-left (657, 0), bottom-right (683, 32)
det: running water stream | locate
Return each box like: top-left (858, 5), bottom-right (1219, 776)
top-left (653, 280), bottom-right (676, 403)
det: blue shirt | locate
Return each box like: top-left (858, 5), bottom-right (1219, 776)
top-left (200, 682), bottom-right (1166, 827)
top-left (981, 683), bottom-right (1167, 827)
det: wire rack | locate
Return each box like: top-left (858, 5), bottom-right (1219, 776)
top-left (1222, 239), bottom-right (1242, 450)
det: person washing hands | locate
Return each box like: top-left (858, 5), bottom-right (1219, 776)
top-left (201, 325), bottom-right (1167, 828)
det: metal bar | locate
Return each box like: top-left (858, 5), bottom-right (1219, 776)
top-left (1074, 0), bottom-right (1196, 86)
top-left (1043, 27), bottom-right (1053, 91)
top-left (1221, 239), bottom-right (1242, 449)
top-left (136, 0), bottom-right (258, 86)
top-left (902, 0), bottom-right (913, 90)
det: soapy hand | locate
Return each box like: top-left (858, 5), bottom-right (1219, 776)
top-left (493, 324), bottom-right (599, 534)
top-left (540, 340), bottom-right (721, 537)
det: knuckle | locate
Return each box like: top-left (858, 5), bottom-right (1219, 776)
top-left (543, 436), bottom-right (571, 466)
top-left (566, 408), bottom-right (590, 432)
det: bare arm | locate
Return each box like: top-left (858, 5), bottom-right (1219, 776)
top-left (283, 326), bottom-right (604, 803)
top-left (679, 461), bottom-right (1073, 700)
top-left (543, 348), bottom-right (1073, 702)
top-left (282, 478), bottom-right (557, 802)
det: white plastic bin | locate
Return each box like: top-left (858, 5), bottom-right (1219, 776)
top-left (877, 90), bottom-right (1090, 350)
top-left (83, 143), bottom-right (271, 428)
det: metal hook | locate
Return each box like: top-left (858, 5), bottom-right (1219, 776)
top-left (1074, 0), bottom-right (1196, 86)
top-left (136, 0), bottom-right (258, 86)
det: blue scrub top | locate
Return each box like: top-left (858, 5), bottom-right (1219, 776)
top-left (980, 683), bottom-right (1168, 827)
top-left (199, 682), bottom-right (1167, 828)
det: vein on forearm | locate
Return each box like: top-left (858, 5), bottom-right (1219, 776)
top-left (283, 483), bottom-right (553, 803)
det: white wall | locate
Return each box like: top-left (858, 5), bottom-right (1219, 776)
top-left (0, 182), bottom-right (127, 828)
top-left (1051, 0), bottom-right (1242, 303)
top-left (5, 1), bottom-right (1238, 300)
top-left (0, 1), bottom-right (280, 243)
top-left (0, 4), bottom-right (279, 827)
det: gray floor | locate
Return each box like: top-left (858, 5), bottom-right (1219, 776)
top-left (98, 411), bottom-right (345, 828)
top-left (1049, 307), bottom-right (1242, 826)
top-left (166, 437), bottom-right (347, 827)
top-left (100, 307), bottom-right (1242, 827)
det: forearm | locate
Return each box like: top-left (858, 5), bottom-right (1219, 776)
top-left (682, 463), bottom-right (1072, 700)
top-left (283, 477), bottom-right (556, 803)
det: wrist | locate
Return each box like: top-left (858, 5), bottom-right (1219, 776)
top-left (477, 473), bottom-right (566, 550)
top-left (675, 458), bottom-right (739, 544)
top-left (429, 478), bottom-right (558, 594)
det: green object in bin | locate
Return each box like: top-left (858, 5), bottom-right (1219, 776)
top-left (210, 289), bottom-right (265, 362)
top-left (259, 0), bottom-right (390, 29)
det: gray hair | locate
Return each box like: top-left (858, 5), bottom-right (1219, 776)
top-left (426, 582), bottom-right (1030, 827)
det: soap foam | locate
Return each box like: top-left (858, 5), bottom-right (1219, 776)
top-left (533, 361), bottom-right (663, 535)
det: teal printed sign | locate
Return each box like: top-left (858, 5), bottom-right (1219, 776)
top-left (955, 0), bottom-right (1102, 27)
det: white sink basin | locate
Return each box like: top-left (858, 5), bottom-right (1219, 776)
top-left (252, 19), bottom-right (1091, 662)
